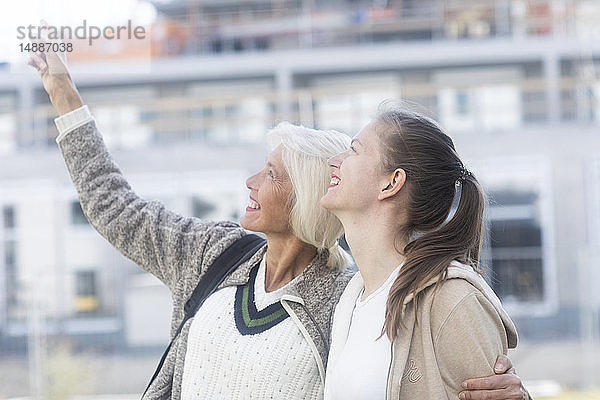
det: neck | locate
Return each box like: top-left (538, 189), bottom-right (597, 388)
top-left (337, 208), bottom-right (406, 299)
top-left (263, 233), bottom-right (317, 292)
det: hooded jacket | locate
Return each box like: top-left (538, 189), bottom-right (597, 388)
top-left (326, 261), bottom-right (518, 400)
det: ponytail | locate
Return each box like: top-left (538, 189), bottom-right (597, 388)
top-left (327, 243), bottom-right (354, 271)
top-left (374, 106), bottom-right (486, 341)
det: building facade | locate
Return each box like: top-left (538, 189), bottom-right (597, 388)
top-left (0, 0), bottom-right (599, 395)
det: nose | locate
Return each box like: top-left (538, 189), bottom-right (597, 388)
top-left (246, 171), bottom-right (260, 190)
top-left (328, 151), bottom-right (345, 168)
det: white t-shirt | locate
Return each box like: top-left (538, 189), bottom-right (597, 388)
top-left (326, 265), bottom-right (402, 400)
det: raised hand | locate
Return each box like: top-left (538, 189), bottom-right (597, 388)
top-left (26, 21), bottom-right (83, 116)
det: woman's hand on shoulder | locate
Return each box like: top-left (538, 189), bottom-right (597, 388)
top-left (459, 355), bottom-right (531, 400)
top-left (27, 20), bottom-right (83, 115)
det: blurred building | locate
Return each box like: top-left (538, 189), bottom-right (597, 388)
top-left (1, 0), bottom-right (600, 393)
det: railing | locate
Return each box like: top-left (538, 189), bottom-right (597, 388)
top-left (0, 75), bottom-right (598, 151)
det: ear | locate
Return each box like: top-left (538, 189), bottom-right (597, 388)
top-left (378, 168), bottom-right (406, 200)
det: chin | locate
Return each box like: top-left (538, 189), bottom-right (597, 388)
top-left (320, 192), bottom-right (337, 210)
top-left (239, 215), bottom-right (254, 231)
top-left (241, 217), bottom-right (267, 234)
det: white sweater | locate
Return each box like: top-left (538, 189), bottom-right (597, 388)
top-left (181, 258), bottom-right (322, 399)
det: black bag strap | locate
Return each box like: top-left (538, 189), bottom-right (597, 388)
top-left (142, 233), bottom-right (266, 398)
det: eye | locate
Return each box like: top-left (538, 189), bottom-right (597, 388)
top-left (349, 144), bottom-right (357, 153)
top-left (268, 169), bottom-right (274, 178)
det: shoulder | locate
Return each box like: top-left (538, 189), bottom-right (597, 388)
top-left (334, 265), bottom-right (358, 288)
top-left (421, 263), bottom-right (489, 321)
top-left (202, 220), bottom-right (246, 243)
top-left (430, 278), bottom-right (481, 316)
top-left (198, 221), bottom-right (250, 264)
top-left (425, 277), bottom-right (501, 341)
top-left (176, 220), bottom-right (247, 284)
top-left (297, 258), bottom-right (355, 300)
top-left (293, 258), bottom-right (357, 318)
top-left (177, 218), bottom-right (244, 243)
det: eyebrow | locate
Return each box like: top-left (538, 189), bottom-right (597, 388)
top-left (266, 161), bottom-right (280, 174)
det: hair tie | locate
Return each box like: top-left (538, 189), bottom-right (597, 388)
top-left (459, 167), bottom-right (472, 182)
top-left (327, 240), bottom-right (338, 253)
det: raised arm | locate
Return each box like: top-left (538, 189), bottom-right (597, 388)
top-left (28, 40), bottom-right (245, 291)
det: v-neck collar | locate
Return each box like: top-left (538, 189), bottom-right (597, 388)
top-left (234, 262), bottom-right (289, 335)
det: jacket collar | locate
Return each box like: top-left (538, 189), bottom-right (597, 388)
top-left (325, 270), bottom-right (365, 393)
top-left (219, 244), bottom-right (342, 305)
top-left (398, 262), bottom-right (517, 347)
top-left (219, 242), bottom-right (268, 288)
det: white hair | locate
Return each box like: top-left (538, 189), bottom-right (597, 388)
top-left (267, 122), bottom-right (353, 270)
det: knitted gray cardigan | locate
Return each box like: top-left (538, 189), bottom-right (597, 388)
top-left (57, 120), bottom-right (354, 399)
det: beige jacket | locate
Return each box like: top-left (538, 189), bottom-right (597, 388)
top-left (326, 262), bottom-right (518, 399)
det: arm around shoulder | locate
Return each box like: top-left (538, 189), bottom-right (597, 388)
top-left (432, 286), bottom-right (509, 399)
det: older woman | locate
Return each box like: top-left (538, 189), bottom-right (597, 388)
top-left (29, 47), bottom-right (528, 400)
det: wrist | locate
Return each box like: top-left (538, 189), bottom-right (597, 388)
top-left (49, 79), bottom-right (83, 116)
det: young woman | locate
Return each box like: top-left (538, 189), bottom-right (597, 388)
top-left (322, 106), bottom-right (530, 400)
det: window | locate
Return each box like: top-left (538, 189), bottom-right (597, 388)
top-left (188, 80), bottom-right (271, 145)
top-left (488, 210), bottom-right (544, 303)
top-left (595, 83), bottom-right (600, 124)
top-left (71, 201), bottom-right (89, 226)
top-left (485, 188), bottom-right (545, 304)
top-left (3, 205), bottom-right (14, 230)
top-left (454, 91), bottom-right (470, 115)
top-left (311, 73), bottom-right (400, 133)
top-left (435, 67), bottom-right (522, 133)
top-left (476, 157), bottom-right (556, 316)
top-left (587, 157), bottom-right (600, 310)
top-left (80, 86), bottom-right (155, 149)
top-left (192, 196), bottom-right (216, 219)
top-left (4, 240), bottom-right (17, 309)
top-left (75, 270), bottom-right (99, 314)
top-left (0, 94), bottom-right (17, 153)
top-left (4, 239), bottom-right (15, 267)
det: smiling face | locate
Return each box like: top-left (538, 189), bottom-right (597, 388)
top-left (240, 145), bottom-right (294, 236)
top-left (320, 121), bottom-right (391, 216)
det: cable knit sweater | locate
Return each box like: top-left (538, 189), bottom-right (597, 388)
top-left (55, 112), bottom-right (354, 399)
top-left (181, 258), bottom-right (322, 399)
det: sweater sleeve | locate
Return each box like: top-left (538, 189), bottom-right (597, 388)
top-left (56, 118), bottom-right (245, 291)
top-left (433, 291), bottom-right (508, 400)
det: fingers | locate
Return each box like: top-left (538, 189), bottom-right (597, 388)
top-left (28, 52), bottom-right (47, 74)
top-left (461, 373), bottom-right (526, 400)
top-left (459, 386), bottom-right (529, 400)
top-left (459, 388), bottom-right (509, 400)
top-left (462, 373), bottom-right (520, 390)
top-left (25, 20), bottom-right (69, 75)
top-left (494, 354), bottom-right (514, 374)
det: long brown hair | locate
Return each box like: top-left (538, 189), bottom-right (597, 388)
top-left (376, 106), bottom-right (486, 341)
